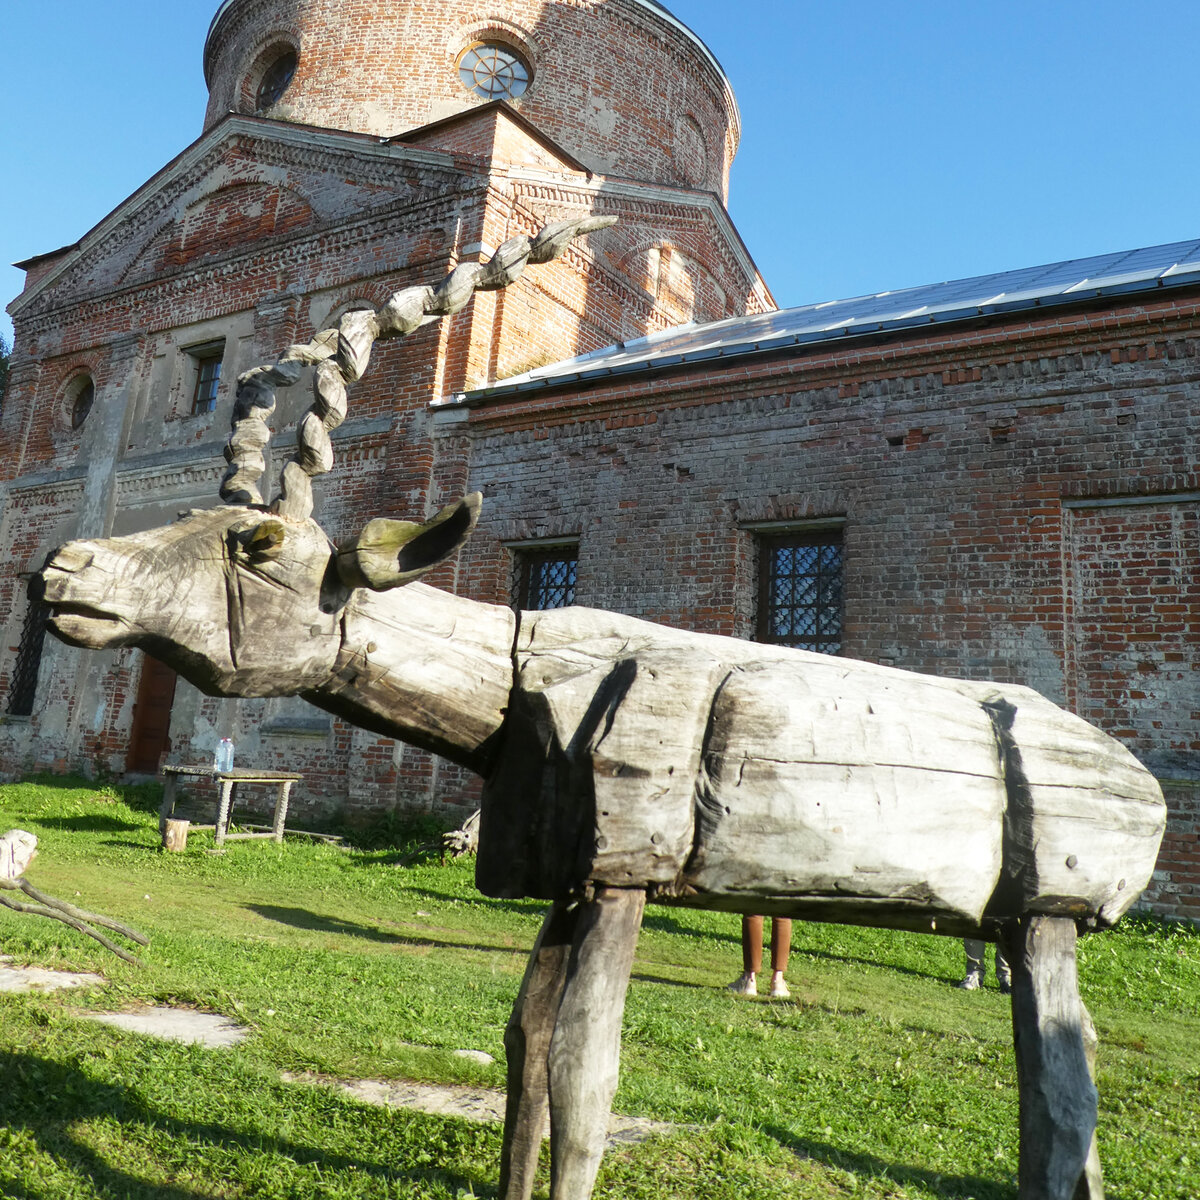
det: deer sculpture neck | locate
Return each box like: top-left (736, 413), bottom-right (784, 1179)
top-left (308, 581), bottom-right (517, 772)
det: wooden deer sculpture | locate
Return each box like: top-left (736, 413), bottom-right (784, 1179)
top-left (35, 217), bottom-right (1166, 1200)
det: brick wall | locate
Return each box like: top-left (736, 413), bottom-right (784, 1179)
top-left (203, 0), bottom-right (739, 199)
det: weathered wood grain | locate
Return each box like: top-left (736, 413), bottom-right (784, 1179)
top-left (161, 819), bottom-right (190, 852)
top-left (35, 371), bottom-right (1167, 1200)
top-left (314, 582), bottom-right (515, 771)
top-left (1000, 917), bottom-right (1099, 1200)
top-left (547, 887), bottom-right (646, 1200)
top-left (499, 903), bottom-right (574, 1200)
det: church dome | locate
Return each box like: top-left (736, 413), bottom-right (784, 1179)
top-left (202, 0), bottom-right (740, 199)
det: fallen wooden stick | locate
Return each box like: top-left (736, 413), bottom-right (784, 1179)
top-left (0, 830), bottom-right (149, 967)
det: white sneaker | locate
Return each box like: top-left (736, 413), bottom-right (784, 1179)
top-left (957, 973), bottom-right (982, 991)
top-left (727, 972), bottom-right (757, 996)
top-left (769, 975), bottom-right (790, 999)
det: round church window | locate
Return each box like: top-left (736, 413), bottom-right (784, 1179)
top-left (256, 49), bottom-right (298, 111)
top-left (457, 43), bottom-right (531, 101)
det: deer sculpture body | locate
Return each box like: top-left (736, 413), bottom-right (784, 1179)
top-left (35, 219), bottom-right (1165, 1200)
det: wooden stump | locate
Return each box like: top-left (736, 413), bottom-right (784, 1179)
top-left (161, 819), bottom-right (190, 852)
top-left (1000, 916), bottom-right (1102, 1200)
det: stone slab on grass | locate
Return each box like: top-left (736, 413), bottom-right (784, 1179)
top-left (84, 1006), bottom-right (249, 1048)
top-left (282, 1071), bottom-right (676, 1145)
top-left (0, 961), bottom-right (106, 993)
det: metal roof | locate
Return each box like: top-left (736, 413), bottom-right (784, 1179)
top-left (465, 237), bottom-right (1200, 400)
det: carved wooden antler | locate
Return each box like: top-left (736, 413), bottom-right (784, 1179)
top-left (0, 830), bottom-right (149, 967)
top-left (220, 215), bottom-right (618, 519)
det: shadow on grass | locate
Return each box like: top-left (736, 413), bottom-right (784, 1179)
top-left (246, 905), bottom-right (413, 944)
top-left (245, 904), bottom-right (527, 957)
top-left (762, 1123), bottom-right (1015, 1199)
top-left (0, 1050), bottom-right (487, 1200)
top-left (389, 885), bottom-right (547, 922)
top-left (18, 815), bottom-right (143, 834)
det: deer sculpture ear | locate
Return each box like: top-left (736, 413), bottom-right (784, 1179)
top-left (335, 493), bottom-right (481, 591)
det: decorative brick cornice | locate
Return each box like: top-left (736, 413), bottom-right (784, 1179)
top-left (115, 461), bottom-right (225, 501)
top-left (15, 186), bottom-right (485, 340)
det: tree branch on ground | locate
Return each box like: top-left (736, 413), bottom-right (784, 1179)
top-left (0, 830), bottom-right (149, 966)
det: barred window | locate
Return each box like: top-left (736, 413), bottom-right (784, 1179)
top-left (757, 531), bottom-right (844, 654)
top-left (189, 344), bottom-right (225, 415)
top-left (513, 547), bottom-right (577, 610)
top-left (7, 598), bottom-right (49, 716)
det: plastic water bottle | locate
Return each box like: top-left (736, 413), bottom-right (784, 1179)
top-left (214, 738), bottom-right (235, 774)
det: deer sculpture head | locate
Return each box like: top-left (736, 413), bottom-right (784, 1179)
top-left (36, 216), bottom-right (615, 697)
top-left (38, 496), bottom-right (480, 696)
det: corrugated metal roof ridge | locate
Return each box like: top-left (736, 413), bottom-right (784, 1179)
top-left (460, 236), bottom-right (1200, 401)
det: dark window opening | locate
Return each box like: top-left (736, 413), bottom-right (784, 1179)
top-left (514, 547), bottom-right (577, 610)
top-left (189, 347), bottom-right (224, 415)
top-left (70, 377), bottom-right (95, 429)
top-left (7, 598), bottom-right (49, 716)
top-left (757, 531), bottom-right (844, 654)
top-left (257, 50), bottom-right (298, 110)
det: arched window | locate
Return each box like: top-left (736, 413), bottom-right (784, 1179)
top-left (256, 48), bottom-right (298, 110)
top-left (64, 373), bottom-right (95, 430)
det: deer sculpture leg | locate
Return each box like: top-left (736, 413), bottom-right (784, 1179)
top-left (547, 886), bottom-right (647, 1200)
top-left (499, 888), bottom-right (646, 1200)
top-left (1000, 917), bottom-right (1103, 1200)
top-left (499, 902), bottom-right (575, 1200)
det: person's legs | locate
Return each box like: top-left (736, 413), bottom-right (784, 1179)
top-left (996, 943), bottom-right (1012, 994)
top-left (768, 917), bottom-right (792, 997)
top-left (728, 915), bottom-right (763, 995)
top-left (959, 938), bottom-right (986, 989)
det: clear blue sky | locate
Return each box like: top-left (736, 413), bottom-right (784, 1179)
top-left (5, 1), bottom-right (1200, 346)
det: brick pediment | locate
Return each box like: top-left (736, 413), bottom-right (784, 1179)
top-left (119, 182), bottom-right (316, 286)
top-left (10, 115), bottom-right (472, 321)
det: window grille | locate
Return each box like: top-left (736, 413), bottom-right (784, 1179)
top-left (513, 547), bottom-right (578, 610)
top-left (189, 346), bottom-right (224, 415)
top-left (257, 50), bottom-right (298, 110)
top-left (7, 599), bottom-right (49, 716)
top-left (458, 43), bottom-right (531, 100)
top-left (756, 531), bottom-right (844, 654)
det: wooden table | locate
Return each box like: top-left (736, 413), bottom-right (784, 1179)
top-left (159, 765), bottom-right (303, 848)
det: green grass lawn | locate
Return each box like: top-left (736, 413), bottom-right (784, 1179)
top-left (1, 777), bottom-right (1197, 1200)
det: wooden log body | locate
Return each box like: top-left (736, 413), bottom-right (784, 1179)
top-left (313, 582), bottom-right (516, 773)
top-left (477, 606), bottom-right (1165, 933)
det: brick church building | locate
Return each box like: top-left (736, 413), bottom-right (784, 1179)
top-left (2, 0), bottom-right (1197, 918)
